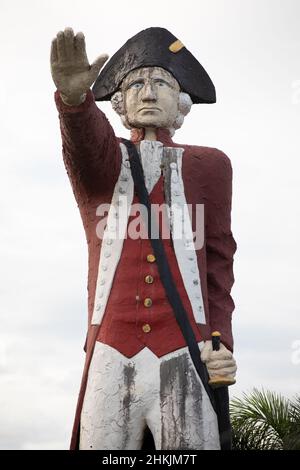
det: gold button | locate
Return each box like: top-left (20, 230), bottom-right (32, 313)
top-left (144, 275), bottom-right (154, 284)
top-left (142, 324), bottom-right (151, 333)
top-left (144, 298), bottom-right (152, 307)
top-left (147, 254), bottom-right (156, 263)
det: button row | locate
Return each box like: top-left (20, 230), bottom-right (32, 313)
top-left (141, 255), bottom-right (156, 333)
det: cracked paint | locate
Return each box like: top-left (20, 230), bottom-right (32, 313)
top-left (159, 346), bottom-right (220, 450)
top-left (80, 341), bottom-right (219, 450)
top-left (121, 363), bottom-right (136, 449)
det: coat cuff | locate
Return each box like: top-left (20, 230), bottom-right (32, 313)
top-left (54, 89), bottom-right (95, 114)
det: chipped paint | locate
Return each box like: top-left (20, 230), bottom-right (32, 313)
top-left (80, 341), bottom-right (220, 450)
top-left (160, 347), bottom-right (220, 450)
top-left (121, 363), bottom-right (136, 449)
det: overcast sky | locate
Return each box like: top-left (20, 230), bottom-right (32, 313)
top-left (0, 0), bottom-right (299, 449)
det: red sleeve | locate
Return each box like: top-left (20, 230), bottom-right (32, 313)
top-left (54, 89), bottom-right (121, 201)
top-left (205, 150), bottom-right (237, 351)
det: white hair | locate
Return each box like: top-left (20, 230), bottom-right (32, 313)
top-left (111, 90), bottom-right (193, 136)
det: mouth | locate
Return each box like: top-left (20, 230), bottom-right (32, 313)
top-left (138, 107), bottom-right (161, 112)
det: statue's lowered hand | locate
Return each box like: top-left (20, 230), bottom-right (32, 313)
top-left (201, 340), bottom-right (237, 386)
top-left (50, 27), bottom-right (109, 106)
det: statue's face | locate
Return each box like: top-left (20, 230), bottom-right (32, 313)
top-left (122, 67), bottom-right (180, 129)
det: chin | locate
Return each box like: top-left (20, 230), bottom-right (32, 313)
top-left (130, 121), bottom-right (158, 128)
top-left (130, 119), bottom-right (170, 128)
top-left (128, 113), bottom-right (169, 129)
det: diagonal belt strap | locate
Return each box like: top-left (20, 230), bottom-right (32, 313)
top-left (122, 138), bottom-right (217, 411)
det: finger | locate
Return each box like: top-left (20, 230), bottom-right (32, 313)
top-left (90, 54), bottom-right (109, 81)
top-left (64, 26), bottom-right (74, 40)
top-left (211, 349), bottom-right (233, 361)
top-left (64, 27), bottom-right (75, 60)
top-left (50, 38), bottom-right (58, 64)
top-left (206, 359), bottom-right (236, 370)
top-left (74, 32), bottom-right (88, 61)
top-left (56, 30), bottom-right (66, 61)
top-left (208, 366), bottom-right (237, 377)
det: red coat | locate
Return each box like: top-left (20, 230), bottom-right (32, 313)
top-left (55, 89), bottom-right (237, 450)
top-left (97, 175), bottom-right (203, 357)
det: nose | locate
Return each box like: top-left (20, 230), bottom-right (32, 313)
top-left (141, 82), bottom-right (157, 102)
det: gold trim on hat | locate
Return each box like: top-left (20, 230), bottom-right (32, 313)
top-left (169, 39), bottom-right (184, 53)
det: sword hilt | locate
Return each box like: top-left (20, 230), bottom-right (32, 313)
top-left (208, 331), bottom-right (236, 389)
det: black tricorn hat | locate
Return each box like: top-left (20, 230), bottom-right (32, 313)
top-left (92, 27), bottom-right (216, 104)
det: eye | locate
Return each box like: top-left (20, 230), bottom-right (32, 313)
top-left (155, 80), bottom-right (166, 87)
top-left (129, 81), bottom-right (144, 90)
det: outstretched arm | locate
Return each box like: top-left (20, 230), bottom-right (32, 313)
top-left (51, 28), bottom-right (121, 199)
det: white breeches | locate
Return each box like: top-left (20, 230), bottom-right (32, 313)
top-left (80, 342), bottom-right (220, 450)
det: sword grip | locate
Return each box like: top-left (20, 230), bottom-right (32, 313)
top-left (208, 331), bottom-right (236, 389)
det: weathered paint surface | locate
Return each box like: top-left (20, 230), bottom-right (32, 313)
top-left (92, 142), bottom-right (206, 327)
top-left (56, 90), bottom-right (237, 450)
top-left (80, 342), bottom-right (220, 450)
top-left (160, 350), bottom-right (220, 449)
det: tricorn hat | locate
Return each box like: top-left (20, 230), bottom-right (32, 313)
top-left (92, 27), bottom-right (216, 104)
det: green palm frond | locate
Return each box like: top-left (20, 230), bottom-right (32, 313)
top-left (230, 388), bottom-right (300, 450)
top-left (283, 395), bottom-right (300, 450)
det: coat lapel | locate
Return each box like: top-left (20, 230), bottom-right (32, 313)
top-left (91, 143), bottom-right (134, 324)
top-left (164, 147), bottom-right (206, 324)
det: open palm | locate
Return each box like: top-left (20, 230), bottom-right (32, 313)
top-left (50, 27), bottom-right (108, 105)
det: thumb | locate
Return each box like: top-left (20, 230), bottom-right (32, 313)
top-left (90, 53), bottom-right (109, 81)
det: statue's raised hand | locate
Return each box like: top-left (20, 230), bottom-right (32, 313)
top-left (50, 27), bottom-right (109, 105)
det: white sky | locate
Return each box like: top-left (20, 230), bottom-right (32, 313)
top-left (0, 0), bottom-right (299, 449)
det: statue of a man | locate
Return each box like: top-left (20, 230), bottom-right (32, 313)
top-left (51, 27), bottom-right (237, 450)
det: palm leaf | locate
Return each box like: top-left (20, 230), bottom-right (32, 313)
top-left (230, 388), bottom-right (293, 450)
top-left (282, 395), bottom-right (300, 450)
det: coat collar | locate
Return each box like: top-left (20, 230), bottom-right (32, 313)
top-left (130, 128), bottom-right (174, 147)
